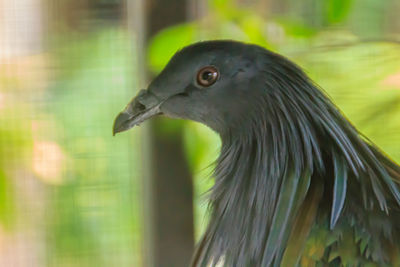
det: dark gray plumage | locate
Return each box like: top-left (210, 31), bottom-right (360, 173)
top-left (114, 41), bottom-right (400, 266)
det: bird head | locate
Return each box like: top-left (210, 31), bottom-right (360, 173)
top-left (113, 41), bottom-right (282, 136)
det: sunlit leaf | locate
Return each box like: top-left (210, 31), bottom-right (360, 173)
top-left (326, 0), bottom-right (354, 24)
top-left (148, 23), bottom-right (197, 73)
top-left (239, 15), bottom-right (269, 47)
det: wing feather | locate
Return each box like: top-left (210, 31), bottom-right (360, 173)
top-left (330, 154), bottom-right (348, 229)
top-left (261, 169), bottom-right (311, 266)
top-left (281, 177), bottom-right (324, 266)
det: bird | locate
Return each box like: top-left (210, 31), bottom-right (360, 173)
top-left (113, 40), bottom-right (400, 267)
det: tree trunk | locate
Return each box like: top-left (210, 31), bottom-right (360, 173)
top-left (127, 1), bottom-right (195, 266)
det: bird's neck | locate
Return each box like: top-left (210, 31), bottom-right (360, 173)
top-left (199, 131), bottom-right (285, 264)
top-left (212, 134), bottom-right (281, 219)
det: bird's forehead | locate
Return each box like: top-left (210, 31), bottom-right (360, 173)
top-left (170, 48), bottom-right (218, 68)
top-left (168, 46), bottom-right (253, 74)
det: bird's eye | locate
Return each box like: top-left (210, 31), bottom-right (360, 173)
top-left (196, 66), bottom-right (219, 87)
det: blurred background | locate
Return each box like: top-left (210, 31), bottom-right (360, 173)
top-left (1, 0), bottom-right (400, 266)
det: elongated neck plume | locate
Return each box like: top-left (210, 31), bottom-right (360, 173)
top-left (192, 52), bottom-right (400, 266)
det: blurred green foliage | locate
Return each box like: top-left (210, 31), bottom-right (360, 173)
top-left (326, 0), bottom-right (353, 24)
top-left (0, 29), bottom-right (142, 266)
top-left (0, 70), bottom-right (33, 231)
top-left (45, 30), bottom-right (142, 267)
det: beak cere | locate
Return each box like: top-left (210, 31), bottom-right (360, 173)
top-left (113, 89), bottom-right (162, 135)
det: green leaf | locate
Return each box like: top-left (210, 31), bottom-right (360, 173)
top-left (238, 15), bottom-right (269, 47)
top-left (326, 0), bottom-right (354, 24)
top-left (148, 23), bottom-right (197, 73)
top-left (275, 18), bottom-right (317, 38)
top-left (0, 170), bottom-right (15, 230)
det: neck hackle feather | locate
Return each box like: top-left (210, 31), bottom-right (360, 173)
top-left (191, 49), bottom-right (400, 267)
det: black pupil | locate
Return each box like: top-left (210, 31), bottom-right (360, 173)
top-left (202, 71), bottom-right (213, 81)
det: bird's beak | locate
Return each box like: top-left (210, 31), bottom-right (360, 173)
top-left (113, 89), bottom-right (162, 135)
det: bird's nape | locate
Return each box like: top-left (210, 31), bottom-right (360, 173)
top-left (113, 40), bottom-right (400, 267)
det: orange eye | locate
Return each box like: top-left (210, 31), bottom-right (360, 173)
top-left (196, 66), bottom-right (219, 87)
